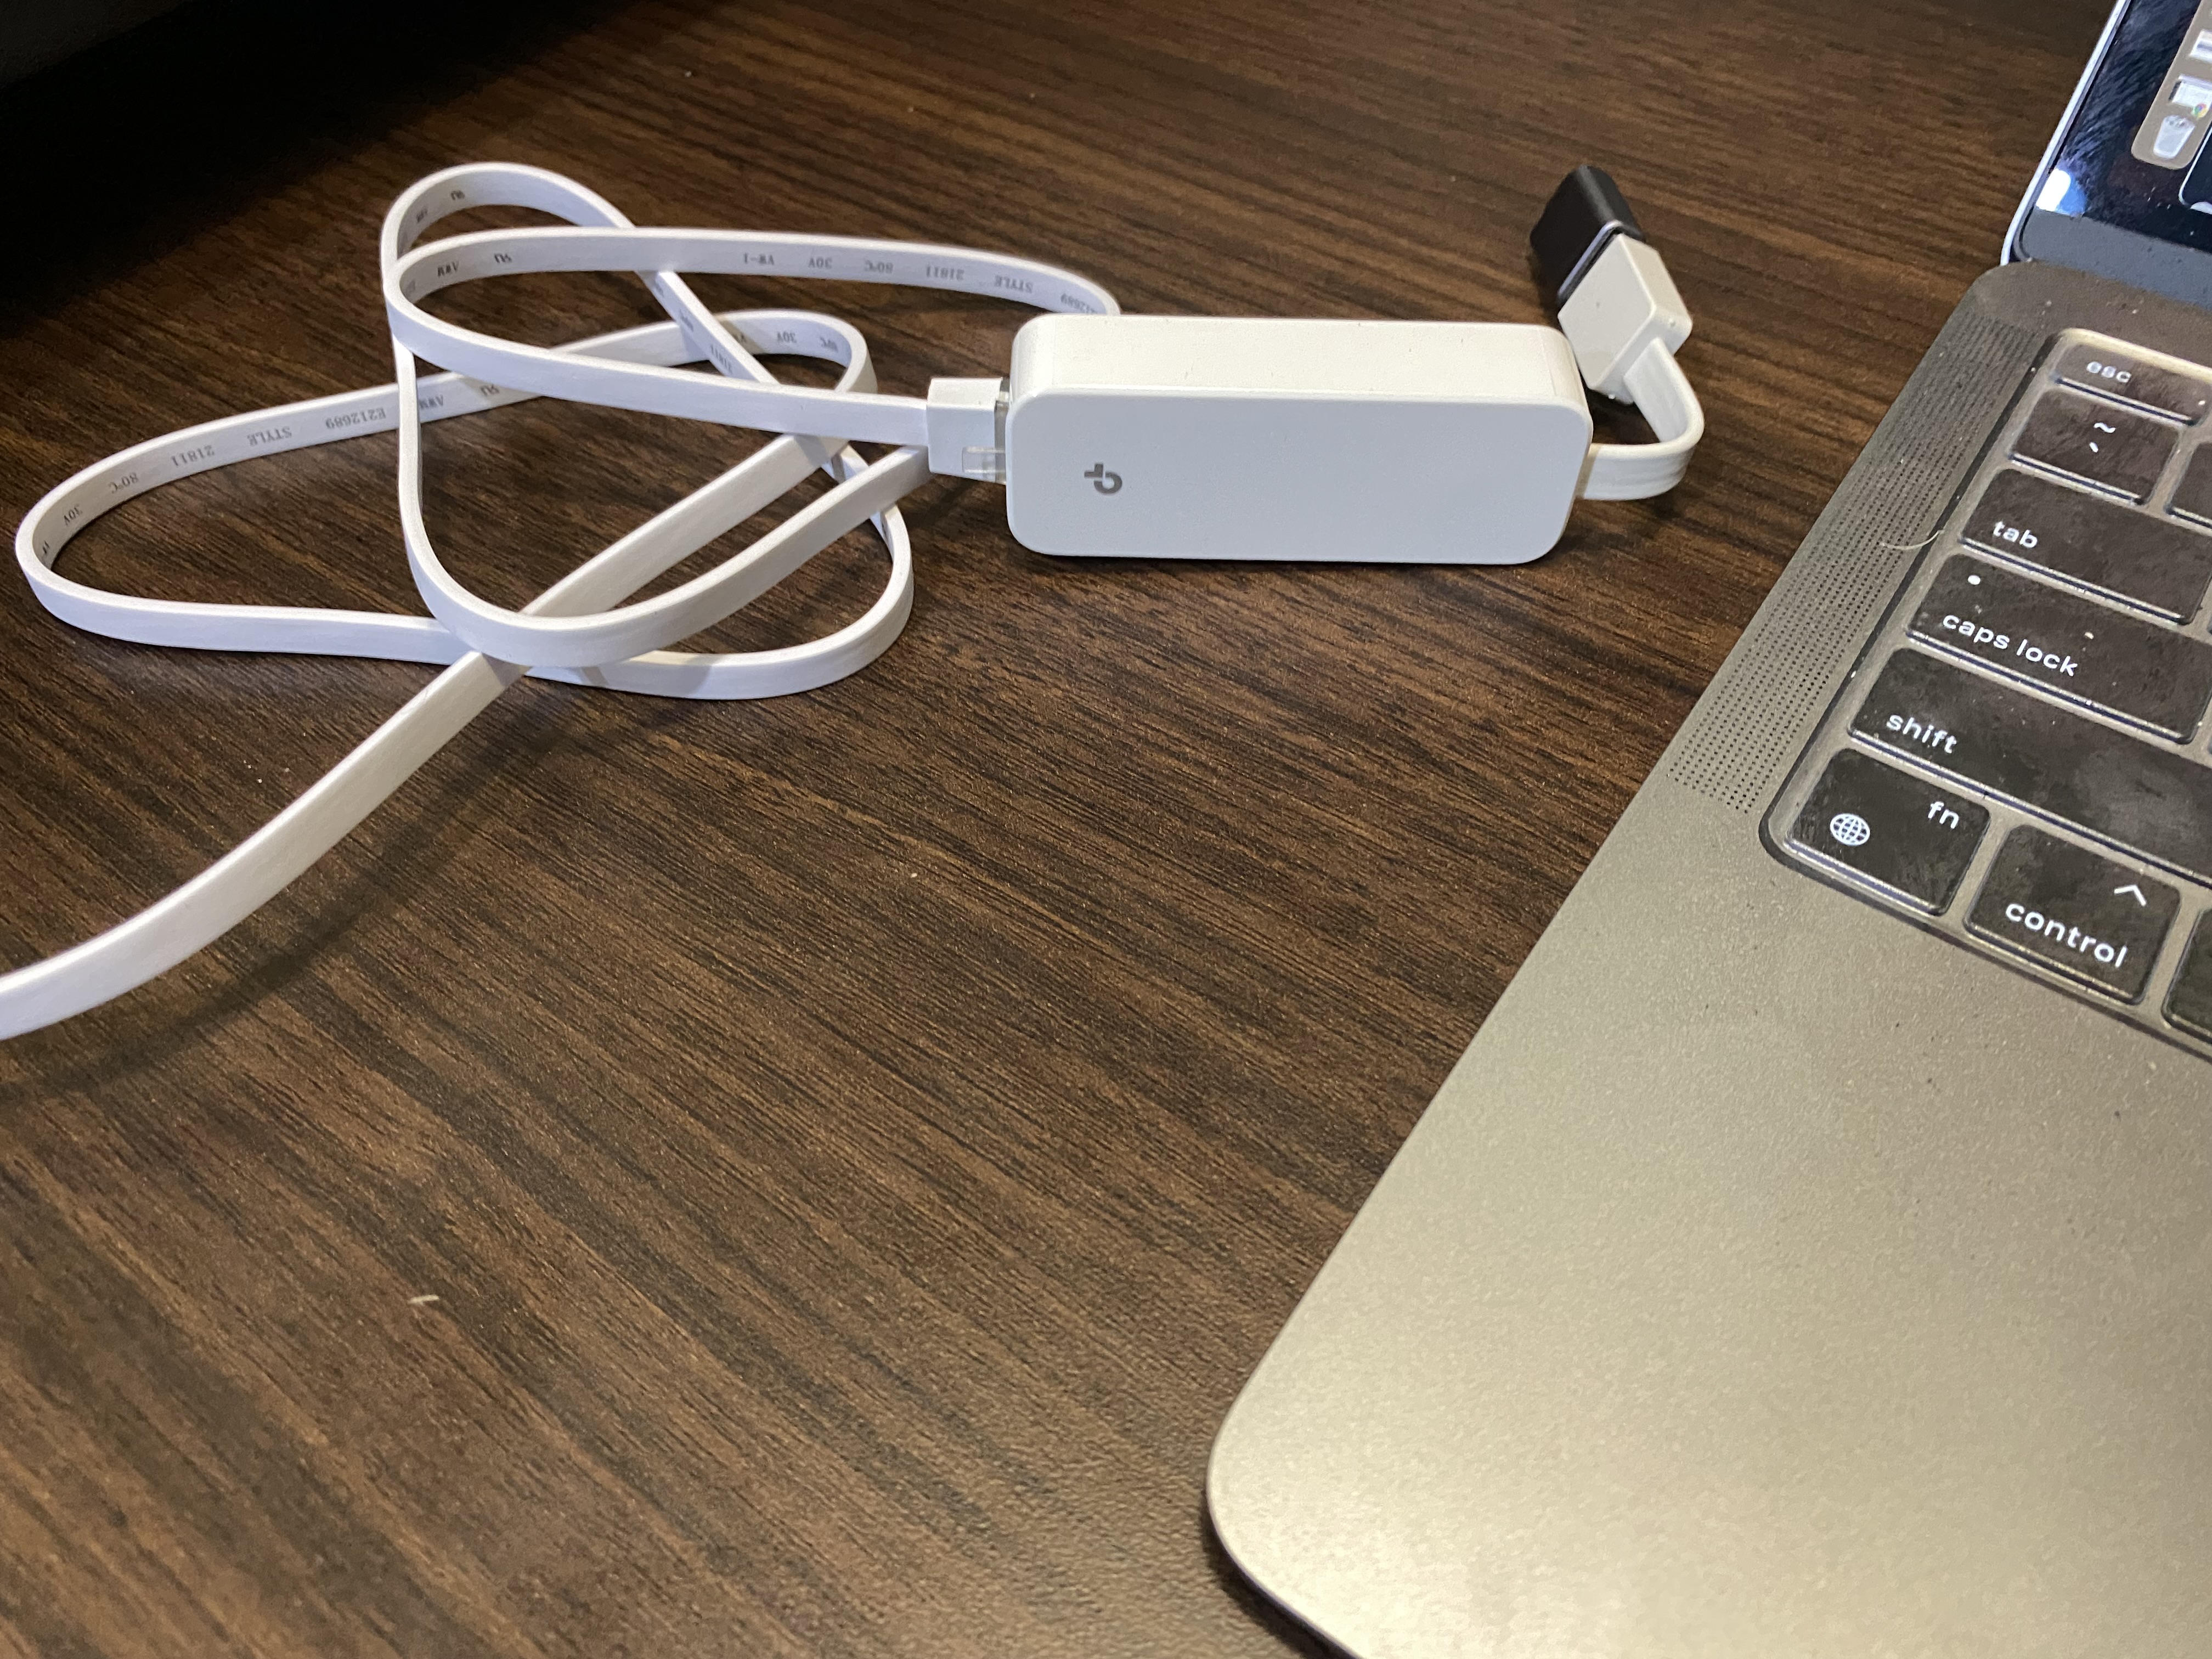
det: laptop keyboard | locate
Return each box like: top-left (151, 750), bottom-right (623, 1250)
top-left (1769, 327), bottom-right (2212, 1049)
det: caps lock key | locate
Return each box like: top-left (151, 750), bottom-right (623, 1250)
top-left (1910, 555), bottom-right (2212, 738)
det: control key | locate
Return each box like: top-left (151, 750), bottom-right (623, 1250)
top-left (1967, 827), bottom-right (2177, 1001)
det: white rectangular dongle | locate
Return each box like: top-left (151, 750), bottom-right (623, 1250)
top-left (1002, 315), bottom-right (1592, 563)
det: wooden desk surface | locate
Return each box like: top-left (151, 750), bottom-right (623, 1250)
top-left (0, 2), bottom-right (2103, 1653)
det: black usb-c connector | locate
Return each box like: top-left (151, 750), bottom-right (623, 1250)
top-left (1530, 164), bottom-right (1647, 313)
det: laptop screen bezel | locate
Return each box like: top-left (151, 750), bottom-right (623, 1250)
top-left (2007, 0), bottom-right (2212, 309)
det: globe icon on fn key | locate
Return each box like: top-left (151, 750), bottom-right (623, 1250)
top-left (1830, 812), bottom-right (1872, 848)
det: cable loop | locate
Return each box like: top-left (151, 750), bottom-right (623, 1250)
top-left (2, 163), bottom-right (1118, 1037)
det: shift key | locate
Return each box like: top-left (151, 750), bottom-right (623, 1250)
top-left (1910, 555), bottom-right (2212, 738)
top-left (1852, 650), bottom-right (2212, 883)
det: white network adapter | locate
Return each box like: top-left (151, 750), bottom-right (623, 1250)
top-left (999, 315), bottom-right (1594, 563)
top-left (919, 162), bottom-right (1701, 565)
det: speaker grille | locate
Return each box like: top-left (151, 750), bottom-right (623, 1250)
top-left (1666, 312), bottom-right (2040, 814)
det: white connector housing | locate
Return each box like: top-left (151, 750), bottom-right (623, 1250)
top-left (1556, 235), bottom-right (1691, 401)
top-left (924, 375), bottom-right (1006, 479)
top-left (1001, 315), bottom-right (1593, 563)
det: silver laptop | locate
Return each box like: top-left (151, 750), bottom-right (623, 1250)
top-left (1209, 3), bottom-right (2212, 1652)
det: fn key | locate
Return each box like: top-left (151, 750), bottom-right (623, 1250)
top-left (1790, 750), bottom-right (1988, 911)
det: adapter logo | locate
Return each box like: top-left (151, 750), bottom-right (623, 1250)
top-left (1084, 462), bottom-right (1123, 495)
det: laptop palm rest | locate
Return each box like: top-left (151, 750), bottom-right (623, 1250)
top-left (1207, 259), bottom-right (2212, 1659)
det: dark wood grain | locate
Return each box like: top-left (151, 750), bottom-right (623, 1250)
top-left (0, 2), bottom-right (2107, 1654)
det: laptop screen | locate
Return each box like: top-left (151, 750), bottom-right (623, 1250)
top-left (2033, 0), bottom-right (2212, 256)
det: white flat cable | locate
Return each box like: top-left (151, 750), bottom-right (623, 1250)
top-left (1565, 233), bottom-right (1703, 501)
top-left (4, 162), bottom-right (1701, 1039)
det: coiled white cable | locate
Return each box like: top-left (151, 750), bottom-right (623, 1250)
top-left (5, 162), bottom-right (1117, 1039)
top-left (7, 162), bottom-right (1700, 1040)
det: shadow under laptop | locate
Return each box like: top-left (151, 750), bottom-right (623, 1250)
top-left (1204, 1503), bottom-right (1342, 1658)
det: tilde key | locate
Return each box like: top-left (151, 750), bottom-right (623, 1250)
top-left (2011, 388), bottom-right (2176, 501)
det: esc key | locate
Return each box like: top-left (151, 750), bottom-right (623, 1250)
top-left (2056, 342), bottom-right (2212, 424)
